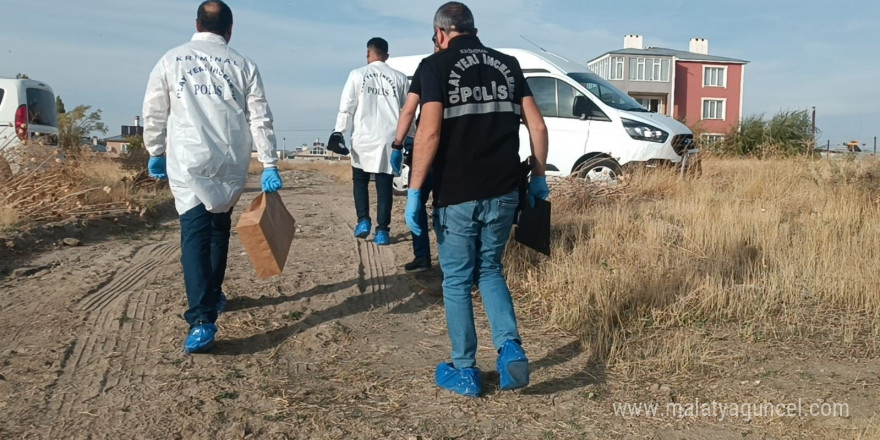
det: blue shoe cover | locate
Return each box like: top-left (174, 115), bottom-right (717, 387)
top-left (374, 230), bottom-right (390, 246)
top-left (497, 340), bottom-right (530, 390)
top-left (184, 323), bottom-right (217, 353)
top-left (216, 292), bottom-right (227, 315)
top-left (354, 220), bottom-right (371, 238)
top-left (435, 362), bottom-right (481, 397)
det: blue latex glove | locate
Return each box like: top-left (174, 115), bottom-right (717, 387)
top-left (404, 188), bottom-right (422, 236)
top-left (147, 156), bottom-right (167, 180)
top-left (391, 148), bottom-right (403, 176)
top-left (261, 168), bottom-right (282, 193)
top-left (528, 176), bottom-right (549, 208)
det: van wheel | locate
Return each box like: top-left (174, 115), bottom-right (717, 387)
top-left (392, 164), bottom-right (409, 196)
top-left (574, 157), bottom-right (622, 183)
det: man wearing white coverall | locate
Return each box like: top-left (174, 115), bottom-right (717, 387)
top-left (143, 0), bottom-right (281, 354)
top-left (329, 37), bottom-right (407, 245)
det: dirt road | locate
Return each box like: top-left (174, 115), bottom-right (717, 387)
top-left (1, 169), bottom-right (877, 439)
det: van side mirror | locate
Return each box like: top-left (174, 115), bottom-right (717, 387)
top-left (572, 95), bottom-right (589, 119)
top-left (573, 95), bottom-right (611, 122)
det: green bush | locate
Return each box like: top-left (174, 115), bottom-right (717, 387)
top-left (709, 109), bottom-right (815, 158)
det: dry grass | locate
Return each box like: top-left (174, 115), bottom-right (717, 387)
top-left (249, 158), bottom-right (352, 183)
top-left (506, 156), bottom-right (880, 379)
top-left (0, 146), bottom-right (166, 228)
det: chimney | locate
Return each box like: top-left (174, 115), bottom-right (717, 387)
top-left (134, 115), bottom-right (140, 127)
top-left (624, 34), bottom-right (643, 50)
top-left (689, 38), bottom-right (709, 55)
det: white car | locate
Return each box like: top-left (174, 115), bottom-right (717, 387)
top-left (0, 77), bottom-right (59, 150)
top-left (386, 48), bottom-right (696, 192)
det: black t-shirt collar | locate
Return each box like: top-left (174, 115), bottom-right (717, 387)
top-left (447, 34), bottom-right (482, 49)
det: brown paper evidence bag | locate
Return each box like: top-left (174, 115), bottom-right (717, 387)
top-left (235, 191), bottom-right (296, 278)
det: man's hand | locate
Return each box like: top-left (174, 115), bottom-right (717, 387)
top-left (528, 176), bottom-right (549, 208)
top-left (404, 188), bottom-right (422, 235)
top-left (326, 132), bottom-right (349, 155)
top-left (261, 168), bottom-right (282, 193)
top-left (148, 156), bottom-right (167, 180)
top-left (391, 146), bottom-right (403, 176)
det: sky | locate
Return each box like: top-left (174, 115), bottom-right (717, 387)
top-left (2, 0), bottom-right (878, 149)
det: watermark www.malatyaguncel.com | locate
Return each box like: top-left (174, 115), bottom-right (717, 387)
top-left (612, 399), bottom-right (849, 422)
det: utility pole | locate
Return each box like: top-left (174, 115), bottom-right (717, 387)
top-left (811, 106), bottom-right (816, 154)
top-left (874, 136), bottom-right (877, 156)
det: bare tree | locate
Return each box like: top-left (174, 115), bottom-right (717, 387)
top-left (58, 105), bottom-right (108, 151)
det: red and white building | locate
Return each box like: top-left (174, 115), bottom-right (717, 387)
top-left (588, 35), bottom-right (748, 143)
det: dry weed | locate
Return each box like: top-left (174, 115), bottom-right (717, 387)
top-left (506, 156), bottom-right (880, 378)
top-left (0, 146), bottom-right (166, 228)
top-left (250, 158), bottom-right (352, 183)
top-left (0, 206), bottom-right (19, 228)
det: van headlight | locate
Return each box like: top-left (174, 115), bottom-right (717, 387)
top-left (622, 119), bottom-right (669, 143)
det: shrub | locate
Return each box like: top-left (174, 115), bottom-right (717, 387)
top-left (706, 109), bottom-right (815, 158)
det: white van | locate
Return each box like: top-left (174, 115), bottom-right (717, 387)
top-left (0, 77), bottom-right (59, 150)
top-left (386, 48), bottom-right (696, 189)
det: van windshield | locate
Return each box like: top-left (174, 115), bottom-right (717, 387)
top-left (567, 72), bottom-right (646, 112)
top-left (26, 88), bottom-right (58, 127)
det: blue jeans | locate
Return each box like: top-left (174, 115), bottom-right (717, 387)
top-left (352, 166), bottom-right (392, 232)
top-left (179, 204), bottom-right (232, 326)
top-left (434, 190), bottom-right (521, 369)
top-left (410, 167), bottom-right (434, 259)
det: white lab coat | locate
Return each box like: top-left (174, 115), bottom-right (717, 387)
top-left (143, 32), bottom-right (278, 215)
top-left (334, 61), bottom-right (407, 174)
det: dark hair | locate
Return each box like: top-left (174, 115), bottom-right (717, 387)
top-left (197, 1), bottom-right (233, 35)
top-left (434, 2), bottom-right (475, 33)
top-left (367, 37), bottom-right (389, 57)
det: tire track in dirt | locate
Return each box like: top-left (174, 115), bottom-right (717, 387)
top-left (357, 238), bottom-right (392, 305)
top-left (331, 194), bottom-right (437, 326)
top-left (328, 195), bottom-right (400, 314)
top-left (79, 243), bottom-right (178, 312)
top-left (45, 241), bottom-right (179, 434)
top-left (292, 194), bottom-right (406, 328)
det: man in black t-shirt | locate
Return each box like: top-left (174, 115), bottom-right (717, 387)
top-left (405, 1), bottom-right (549, 398)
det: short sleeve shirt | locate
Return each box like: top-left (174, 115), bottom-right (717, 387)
top-left (408, 65), bottom-right (422, 96)
top-left (418, 35), bottom-right (532, 207)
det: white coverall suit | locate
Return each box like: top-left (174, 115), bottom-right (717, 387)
top-left (334, 61), bottom-right (407, 174)
top-left (142, 32), bottom-right (278, 327)
top-left (143, 32), bottom-right (278, 215)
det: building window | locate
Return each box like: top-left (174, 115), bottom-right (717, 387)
top-left (589, 56), bottom-right (625, 81)
top-left (612, 56), bottom-right (624, 80)
top-left (703, 66), bottom-right (727, 87)
top-left (702, 99), bottom-right (726, 120)
top-left (628, 57), bottom-right (670, 82)
top-left (701, 133), bottom-right (725, 145)
top-left (588, 58), bottom-right (608, 80)
top-left (633, 95), bottom-right (666, 114)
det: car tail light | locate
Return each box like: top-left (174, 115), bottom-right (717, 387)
top-left (15, 104), bottom-right (28, 141)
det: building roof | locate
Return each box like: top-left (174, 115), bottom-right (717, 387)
top-left (592, 47), bottom-right (749, 64)
top-left (105, 134), bottom-right (137, 142)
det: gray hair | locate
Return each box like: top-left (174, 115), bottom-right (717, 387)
top-left (433, 2), bottom-right (475, 33)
